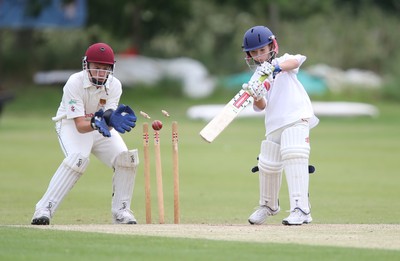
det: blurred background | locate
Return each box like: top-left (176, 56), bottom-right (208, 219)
top-left (1, 0), bottom-right (400, 102)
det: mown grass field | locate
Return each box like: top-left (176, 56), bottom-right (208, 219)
top-left (0, 85), bottom-right (399, 260)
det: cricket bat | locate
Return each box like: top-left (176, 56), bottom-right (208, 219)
top-left (200, 75), bottom-right (267, 143)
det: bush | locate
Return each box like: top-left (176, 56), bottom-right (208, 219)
top-left (1, 2), bottom-right (400, 101)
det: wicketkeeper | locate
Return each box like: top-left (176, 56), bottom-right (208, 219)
top-left (31, 43), bottom-right (139, 225)
top-left (242, 26), bottom-right (319, 225)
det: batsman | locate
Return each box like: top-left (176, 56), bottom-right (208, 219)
top-left (241, 26), bottom-right (319, 225)
top-left (31, 43), bottom-right (139, 225)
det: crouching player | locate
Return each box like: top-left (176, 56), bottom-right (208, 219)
top-left (31, 43), bottom-right (139, 225)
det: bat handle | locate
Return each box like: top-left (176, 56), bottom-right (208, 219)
top-left (259, 75), bottom-right (268, 82)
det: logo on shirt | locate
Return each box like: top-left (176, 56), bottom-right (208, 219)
top-left (68, 99), bottom-right (77, 105)
top-left (70, 106), bottom-right (75, 112)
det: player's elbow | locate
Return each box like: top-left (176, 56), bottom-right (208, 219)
top-left (75, 124), bottom-right (87, 133)
top-left (77, 128), bottom-right (86, 134)
top-left (281, 59), bottom-right (300, 71)
top-left (288, 59), bottom-right (300, 70)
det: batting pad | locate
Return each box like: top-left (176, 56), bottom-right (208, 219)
top-left (257, 140), bottom-right (283, 211)
top-left (112, 149), bottom-right (139, 213)
top-left (35, 153), bottom-right (89, 216)
top-left (281, 126), bottom-right (311, 213)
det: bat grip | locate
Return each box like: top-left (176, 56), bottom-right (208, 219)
top-left (259, 75), bottom-right (268, 82)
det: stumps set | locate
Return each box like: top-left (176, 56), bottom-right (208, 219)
top-left (140, 110), bottom-right (180, 224)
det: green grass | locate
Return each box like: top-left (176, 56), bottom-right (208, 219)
top-left (1, 227), bottom-right (399, 261)
top-left (0, 85), bottom-right (399, 260)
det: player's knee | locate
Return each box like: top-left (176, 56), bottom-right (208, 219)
top-left (114, 149), bottom-right (139, 170)
top-left (258, 140), bottom-right (283, 173)
top-left (281, 126), bottom-right (310, 161)
top-left (258, 160), bottom-right (283, 173)
top-left (63, 153), bottom-right (89, 174)
top-left (281, 146), bottom-right (309, 162)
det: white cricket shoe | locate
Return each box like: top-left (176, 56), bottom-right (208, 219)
top-left (248, 205), bottom-right (280, 225)
top-left (113, 209), bottom-right (137, 224)
top-left (282, 208), bottom-right (312, 225)
top-left (31, 208), bottom-right (51, 225)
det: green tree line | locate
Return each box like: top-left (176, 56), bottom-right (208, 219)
top-left (1, 0), bottom-right (400, 86)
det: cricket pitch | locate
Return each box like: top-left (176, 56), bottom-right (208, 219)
top-left (27, 223), bottom-right (399, 250)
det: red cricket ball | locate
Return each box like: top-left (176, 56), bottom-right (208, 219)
top-left (152, 120), bottom-right (163, 131)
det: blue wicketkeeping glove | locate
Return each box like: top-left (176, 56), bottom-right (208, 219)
top-left (108, 104), bottom-right (137, 134)
top-left (91, 109), bottom-right (111, 137)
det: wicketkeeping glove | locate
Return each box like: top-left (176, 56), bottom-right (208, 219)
top-left (91, 109), bottom-right (111, 137)
top-left (242, 79), bottom-right (267, 101)
top-left (104, 104), bottom-right (137, 134)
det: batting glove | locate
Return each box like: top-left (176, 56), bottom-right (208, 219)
top-left (242, 80), bottom-right (267, 101)
top-left (256, 62), bottom-right (275, 77)
top-left (91, 109), bottom-right (111, 137)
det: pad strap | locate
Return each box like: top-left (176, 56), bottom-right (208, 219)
top-left (103, 109), bottom-right (114, 126)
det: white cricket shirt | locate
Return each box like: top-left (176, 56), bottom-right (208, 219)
top-left (251, 53), bottom-right (319, 135)
top-left (53, 71), bottom-right (122, 121)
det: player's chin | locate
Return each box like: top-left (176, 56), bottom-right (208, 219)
top-left (93, 79), bottom-right (106, 85)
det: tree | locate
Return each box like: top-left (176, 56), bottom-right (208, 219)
top-left (86, 0), bottom-right (191, 53)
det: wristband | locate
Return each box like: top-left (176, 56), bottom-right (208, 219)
top-left (90, 116), bottom-right (98, 130)
top-left (102, 109), bottom-right (114, 126)
top-left (274, 64), bottom-right (282, 73)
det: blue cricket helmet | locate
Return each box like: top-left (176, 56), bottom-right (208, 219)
top-left (242, 26), bottom-right (278, 52)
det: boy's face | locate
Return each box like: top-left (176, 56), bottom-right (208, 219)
top-left (87, 62), bottom-right (112, 86)
top-left (249, 44), bottom-right (272, 64)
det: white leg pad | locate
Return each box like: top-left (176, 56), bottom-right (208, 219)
top-left (281, 125), bottom-right (311, 213)
top-left (35, 153), bottom-right (89, 217)
top-left (112, 149), bottom-right (139, 213)
top-left (257, 140), bottom-right (283, 211)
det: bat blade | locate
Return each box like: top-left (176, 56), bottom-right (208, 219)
top-left (199, 74), bottom-right (268, 143)
top-left (199, 89), bottom-right (254, 143)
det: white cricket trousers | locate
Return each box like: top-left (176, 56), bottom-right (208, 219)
top-left (56, 119), bottom-right (128, 167)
